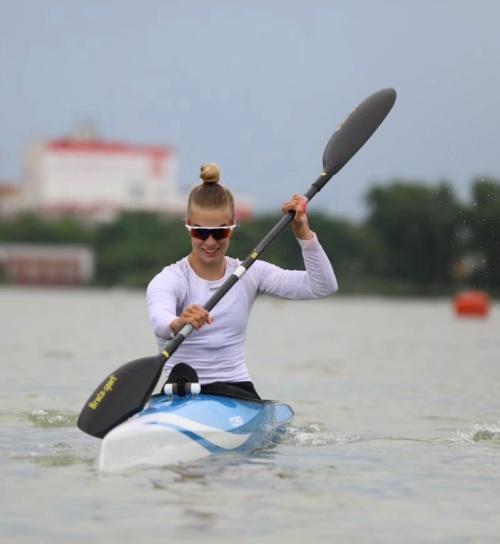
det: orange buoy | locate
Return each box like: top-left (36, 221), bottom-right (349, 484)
top-left (454, 290), bottom-right (490, 318)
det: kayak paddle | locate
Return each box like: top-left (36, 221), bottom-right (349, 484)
top-left (77, 87), bottom-right (397, 438)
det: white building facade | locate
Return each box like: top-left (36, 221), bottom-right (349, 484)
top-left (12, 138), bottom-right (184, 222)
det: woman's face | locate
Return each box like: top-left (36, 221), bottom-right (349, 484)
top-left (187, 204), bottom-right (234, 269)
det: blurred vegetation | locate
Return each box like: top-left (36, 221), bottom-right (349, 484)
top-left (1, 177), bottom-right (499, 296)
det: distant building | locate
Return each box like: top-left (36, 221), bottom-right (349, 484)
top-left (0, 182), bottom-right (21, 216)
top-left (6, 133), bottom-right (182, 222)
top-left (0, 244), bottom-right (94, 286)
top-left (0, 131), bottom-right (253, 223)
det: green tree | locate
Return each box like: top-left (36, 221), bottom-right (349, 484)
top-left (0, 214), bottom-right (94, 245)
top-left (463, 177), bottom-right (500, 292)
top-left (364, 180), bottom-right (463, 292)
top-left (94, 212), bottom-right (188, 286)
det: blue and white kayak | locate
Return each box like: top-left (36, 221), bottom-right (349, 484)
top-left (99, 390), bottom-right (294, 472)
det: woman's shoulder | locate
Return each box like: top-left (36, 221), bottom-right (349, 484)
top-left (149, 257), bottom-right (190, 287)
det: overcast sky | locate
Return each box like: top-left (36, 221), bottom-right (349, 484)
top-left (1, 1), bottom-right (499, 220)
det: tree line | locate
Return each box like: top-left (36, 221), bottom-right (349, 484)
top-left (0, 177), bottom-right (499, 296)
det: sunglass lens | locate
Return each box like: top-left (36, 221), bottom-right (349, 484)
top-left (190, 228), bottom-right (231, 241)
top-left (213, 229), bottom-right (230, 241)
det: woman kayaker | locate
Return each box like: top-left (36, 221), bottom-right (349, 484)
top-left (147, 163), bottom-right (338, 400)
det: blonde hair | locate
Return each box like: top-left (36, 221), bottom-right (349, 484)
top-left (187, 163), bottom-right (235, 218)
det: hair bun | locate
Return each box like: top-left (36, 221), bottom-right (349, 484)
top-left (200, 163), bottom-right (220, 184)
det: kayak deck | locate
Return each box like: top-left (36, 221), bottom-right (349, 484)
top-left (99, 393), bottom-right (294, 472)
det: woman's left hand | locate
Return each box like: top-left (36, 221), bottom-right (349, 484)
top-left (282, 194), bottom-right (314, 240)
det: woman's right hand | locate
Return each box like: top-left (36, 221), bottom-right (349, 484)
top-left (169, 304), bottom-right (213, 335)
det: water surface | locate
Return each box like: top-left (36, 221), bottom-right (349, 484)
top-left (1, 287), bottom-right (499, 543)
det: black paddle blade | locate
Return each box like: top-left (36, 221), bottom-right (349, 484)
top-left (77, 354), bottom-right (165, 438)
top-left (322, 87), bottom-right (397, 176)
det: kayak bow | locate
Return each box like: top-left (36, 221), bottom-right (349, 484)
top-left (99, 391), bottom-right (294, 472)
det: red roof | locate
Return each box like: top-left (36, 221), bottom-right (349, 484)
top-left (47, 139), bottom-right (174, 159)
top-left (0, 183), bottom-right (20, 196)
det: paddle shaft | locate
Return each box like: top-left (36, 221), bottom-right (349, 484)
top-left (162, 171), bottom-right (331, 359)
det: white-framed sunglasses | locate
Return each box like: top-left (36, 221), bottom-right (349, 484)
top-left (185, 222), bottom-right (236, 241)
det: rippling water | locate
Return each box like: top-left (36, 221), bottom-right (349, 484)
top-left (1, 287), bottom-right (500, 543)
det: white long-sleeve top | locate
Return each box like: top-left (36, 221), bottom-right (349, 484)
top-left (147, 234), bottom-right (338, 384)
